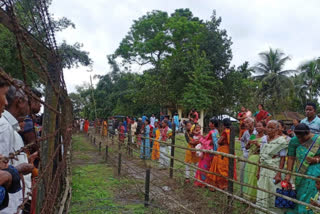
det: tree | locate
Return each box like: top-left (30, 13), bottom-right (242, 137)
top-left (298, 58), bottom-right (320, 101)
top-left (254, 48), bottom-right (296, 113)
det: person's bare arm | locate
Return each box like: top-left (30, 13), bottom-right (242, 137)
top-left (274, 156), bottom-right (286, 184)
top-left (15, 163), bottom-right (34, 175)
top-left (285, 157), bottom-right (296, 182)
top-left (218, 135), bottom-right (225, 146)
top-left (0, 171), bottom-right (12, 189)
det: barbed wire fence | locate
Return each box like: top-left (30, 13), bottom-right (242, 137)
top-left (86, 122), bottom-right (320, 214)
top-left (0, 1), bottom-right (73, 213)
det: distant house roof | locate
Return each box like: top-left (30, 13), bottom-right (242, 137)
top-left (273, 111), bottom-right (304, 121)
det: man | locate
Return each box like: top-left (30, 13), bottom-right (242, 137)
top-left (142, 115), bottom-right (147, 123)
top-left (158, 120), bottom-right (172, 169)
top-left (237, 106), bottom-right (247, 139)
top-left (150, 114), bottom-right (156, 128)
top-left (301, 102), bottom-right (320, 134)
top-left (240, 117), bottom-right (257, 194)
top-left (131, 118), bottom-right (137, 144)
top-left (0, 79), bottom-right (31, 213)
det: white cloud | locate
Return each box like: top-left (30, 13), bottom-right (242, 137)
top-left (51, 0), bottom-right (320, 92)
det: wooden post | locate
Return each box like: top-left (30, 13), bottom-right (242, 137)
top-left (118, 153), bottom-right (122, 176)
top-left (228, 126), bottom-right (235, 208)
top-left (105, 145), bottom-right (109, 162)
top-left (170, 123), bottom-right (176, 178)
top-left (144, 168), bottom-right (151, 207)
top-left (99, 142), bottom-right (101, 153)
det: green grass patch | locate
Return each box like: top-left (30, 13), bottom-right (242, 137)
top-left (72, 135), bottom-right (97, 152)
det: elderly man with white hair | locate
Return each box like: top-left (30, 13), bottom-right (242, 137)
top-left (0, 79), bottom-right (31, 214)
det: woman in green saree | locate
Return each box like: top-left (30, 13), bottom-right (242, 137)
top-left (285, 123), bottom-right (320, 213)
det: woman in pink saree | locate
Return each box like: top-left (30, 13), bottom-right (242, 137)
top-left (194, 118), bottom-right (219, 187)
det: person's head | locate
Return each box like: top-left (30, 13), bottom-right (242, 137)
top-left (258, 104), bottom-right (264, 111)
top-left (195, 124), bottom-right (201, 132)
top-left (266, 120), bottom-right (279, 138)
top-left (185, 121), bottom-right (192, 131)
top-left (223, 118), bottom-right (231, 129)
top-left (241, 106), bottom-right (246, 112)
top-left (154, 121), bottom-right (158, 127)
top-left (244, 117), bottom-right (254, 130)
top-left (256, 121), bottom-right (266, 134)
top-left (175, 112), bottom-right (178, 116)
top-left (162, 120), bottom-right (168, 128)
top-left (293, 119), bottom-right (300, 126)
top-left (145, 119), bottom-right (150, 125)
top-left (209, 118), bottom-right (219, 129)
top-left (6, 79), bottom-right (29, 118)
top-left (30, 88), bottom-right (42, 114)
top-left (305, 102), bottom-right (317, 119)
top-left (294, 123), bottom-right (312, 143)
top-left (152, 114), bottom-right (154, 117)
top-left (0, 76), bottom-right (9, 117)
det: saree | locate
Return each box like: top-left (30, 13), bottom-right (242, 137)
top-left (184, 131), bottom-right (199, 164)
top-left (243, 136), bottom-right (266, 201)
top-left (194, 130), bottom-right (216, 187)
top-left (84, 120), bottom-right (89, 133)
top-left (288, 135), bottom-right (320, 214)
top-left (256, 136), bottom-right (289, 214)
top-left (205, 129), bottom-right (237, 189)
top-left (102, 121), bottom-right (108, 136)
top-left (255, 110), bottom-right (270, 123)
top-left (151, 128), bottom-right (160, 160)
top-left (140, 125), bottom-right (151, 159)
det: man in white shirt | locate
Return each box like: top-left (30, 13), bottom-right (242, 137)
top-left (0, 79), bottom-right (31, 214)
top-left (150, 114), bottom-right (156, 128)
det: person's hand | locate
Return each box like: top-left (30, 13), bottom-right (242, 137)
top-left (306, 156), bottom-right (318, 164)
top-left (284, 174), bottom-right (291, 183)
top-left (274, 172), bottom-right (282, 185)
top-left (310, 199), bottom-right (320, 208)
top-left (28, 151), bottom-right (39, 164)
top-left (0, 155), bottom-right (9, 170)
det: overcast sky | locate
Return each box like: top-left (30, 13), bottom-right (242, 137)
top-left (51, 0), bottom-right (320, 93)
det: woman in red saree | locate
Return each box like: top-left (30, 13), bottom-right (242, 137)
top-left (206, 118), bottom-right (237, 190)
top-left (84, 119), bottom-right (89, 133)
top-left (254, 104), bottom-right (272, 123)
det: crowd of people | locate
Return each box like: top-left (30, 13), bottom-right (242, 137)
top-left (0, 76), bottom-right (43, 213)
top-left (81, 103), bottom-right (320, 213)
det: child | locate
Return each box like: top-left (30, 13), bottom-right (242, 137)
top-left (192, 124), bottom-right (202, 142)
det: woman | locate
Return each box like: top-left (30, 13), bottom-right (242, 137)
top-left (184, 121), bottom-right (199, 183)
top-left (151, 121), bottom-right (161, 160)
top-left (194, 118), bottom-right (219, 187)
top-left (102, 119), bottom-right (108, 137)
top-left (206, 118), bottom-right (237, 190)
top-left (140, 119), bottom-right (151, 159)
top-left (84, 119), bottom-right (89, 133)
top-left (285, 124), bottom-right (320, 213)
top-left (243, 121), bottom-right (267, 200)
top-left (254, 104), bottom-right (272, 123)
top-left (256, 120), bottom-right (288, 214)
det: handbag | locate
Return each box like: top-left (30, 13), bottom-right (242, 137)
top-left (275, 181), bottom-right (296, 208)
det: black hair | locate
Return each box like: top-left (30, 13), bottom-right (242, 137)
top-left (210, 118), bottom-right (219, 128)
top-left (145, 119), bottom-right (150, 124)
top-left (278, 120), bottom-right (285, 128)
top-left (163, 120), bottom-right (168, 125)
top-left (258, 104), bottom-right (264, 109)
top-left (305, 102), bottom-right (317, 111)
top-left (223, 118), bottom-right (231, 128)
top-left (294, 123), bottom-right (310, 137)
top-left (184, 121), bottom-right (192, 126)
top-left (0, 75), bottom-right (9, 88)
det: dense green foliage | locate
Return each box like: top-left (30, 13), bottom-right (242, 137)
top-left (71, 9), bottom-right (320, 120)
top-left (0, 0), bottom-right (92, 86)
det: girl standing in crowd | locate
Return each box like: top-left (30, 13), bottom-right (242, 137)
top-left (206, 118), bottom-right (237, 191)
top-left (151, 121), bottom-right (161, 160)
top-left (194, 118), bottom-right (219, 187)
top-left (184, 121), bottom-right (199, 183)
top-left (243, 121), bottom-right (267, 200)
top-left (254, 104), bottom-right (272, 123)
top-left (140, 119), bottom-right (151, 159)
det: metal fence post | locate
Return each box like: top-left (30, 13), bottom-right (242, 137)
top-left (170, 123), bottom-right (176, 178)
top-left (144, 168), bottom-right (151, 207)
top-left (228, 126), bottom-right (235, 208)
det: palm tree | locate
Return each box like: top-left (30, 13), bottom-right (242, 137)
top-left (254, 48), bottom-right (296, 112)
top-left (298, 58), bottom-right (320, 101)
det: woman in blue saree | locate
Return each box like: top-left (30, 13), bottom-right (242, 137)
top-left (285, 123), bottom-right (320, 213)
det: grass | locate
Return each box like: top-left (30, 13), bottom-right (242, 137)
top-left (71, 134), bottom-right (161, 214)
